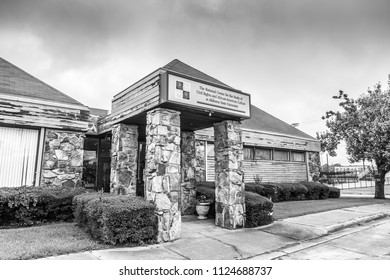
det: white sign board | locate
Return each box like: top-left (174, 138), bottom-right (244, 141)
top-left (167, 74), bottom-right (250, 118)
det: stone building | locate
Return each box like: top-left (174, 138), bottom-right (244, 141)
top-left (0, 57), bottom-right (320, 240)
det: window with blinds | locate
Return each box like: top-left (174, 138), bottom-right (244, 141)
top-left (0, 126), bottom-right (39, 187)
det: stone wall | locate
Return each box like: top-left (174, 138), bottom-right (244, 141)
top-left (110, 124), bottom-right (138, 195)
top-left (144, 108), bottom-right (181, 242)
top-left (41, 129), bottom-right (84, 188)
top-left (181, 132), bottom-right (197, 215)
top-left (195, 139), bottom-right (206, 182)
top-left (308, 151), bottom-right (321, 181)
top-left (214, 120), bottom-right (245, 229)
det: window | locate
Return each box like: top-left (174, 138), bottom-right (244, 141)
top-left (274, 149), bottom-right (289, 161)
top-left (0, 126), bottom-right (39, 187)
top-left (254, 148), bottom-right (272, 160)
top-left (243, 147), bottom-right (254, 160)
top-left (292, 151), bottom-right (305, 162)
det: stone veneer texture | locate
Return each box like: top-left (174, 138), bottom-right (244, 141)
top-left (110, 124), bottom-right (138, 195)
top-left (41, 129), bottom-right (84, 188)
top-left (308, 151), bottom-right (321, 181)
top-left (144, 108), bottom-right (181, 242)
top-left (214, 120), bottom-right (245, 229)
top-left (194, 139), bottom-right (206, 182)
top-left (181, 131), bottom-right (197, 215)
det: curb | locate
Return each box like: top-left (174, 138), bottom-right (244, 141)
top-left (324, 212), bottom-right (390, 233)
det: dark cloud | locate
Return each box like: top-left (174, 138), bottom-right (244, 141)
top-left (1, 0), bottom-right (390, 136)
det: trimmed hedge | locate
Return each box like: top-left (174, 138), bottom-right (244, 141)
top-left (300, 182), bottom-right (330, 200)
top-left (73, 193), bottom-right (158, 245)
top-left (0, 186), bottom-right (86, 227)
top-left (245, 183), bottom-right (276, 200)
top-left (329, 186), bottom-right (341, 198)
top-left (245, 192), bottom-right (273, 228)
top-left (290, 183), bottom-right (308, 200)
top-left (196, 183), bottom-right (273, 228)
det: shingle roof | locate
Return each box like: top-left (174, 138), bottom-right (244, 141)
top-left (162, 59), bottom-right (233, 89)
top-left (242, 105), bottom-right (317, 140)
top-left (0, 57), bottom-right (84, 106)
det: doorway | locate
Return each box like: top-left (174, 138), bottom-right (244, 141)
top-left (82, 136), bottom-right (111, 192)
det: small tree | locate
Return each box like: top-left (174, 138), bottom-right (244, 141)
top-left (317, 79), bottom-right (390, 199)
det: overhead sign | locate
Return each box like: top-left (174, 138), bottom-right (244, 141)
top-left (165, 73), bottom-right (250, 118)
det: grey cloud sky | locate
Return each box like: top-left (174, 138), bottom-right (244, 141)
top-left (1, 0), bottom-right (390, 164)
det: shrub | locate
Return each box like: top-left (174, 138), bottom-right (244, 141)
top-left (300, 182), bottom-right (330, 200)
top-left (328, 186), bottom-right (341, 198)
top-left (72, 192), bottom-right (111, 226)
top-left (259, 183), bottom-right (280, 202)
top-left (290, 183), bottom-right (308, 200)
top-left (73, 193), bottom-right (158, 245)
top-left (245, 192), bottom-right (273, 228)
top-left (273, 183), bottom-right (294, 201)
top-left (0, 186), bottom-right (86, 227)
top-left (318, 183), bottom-right (330, 199)
top-left (245, 183), bottom-right (276, 200)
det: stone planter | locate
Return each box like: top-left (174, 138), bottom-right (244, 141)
top-left (196, 203), bottom-right (211, 220)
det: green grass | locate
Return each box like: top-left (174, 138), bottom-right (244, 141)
top-left (0, 223), bottom-right (110, 260)
top-left (273, 197), bottom-right (390, 220)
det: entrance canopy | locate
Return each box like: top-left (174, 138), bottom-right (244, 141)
top-left (98, 59), bottom-right (251, 138)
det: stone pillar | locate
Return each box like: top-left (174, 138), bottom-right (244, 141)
top-left (145, 108), bottom-right (181, 242)
top-left (41, 129), bottom-right (84, 188)
top-left (307, 151), bottom-right (321, 182)
top-left (214, 120), bottom-right (245, 229)
top-left (181, 131), bottom-right (197, 215)
top-left (195, 139), bottom-right (206, 182)
top-left (110, 124), bottom-right (138, 195)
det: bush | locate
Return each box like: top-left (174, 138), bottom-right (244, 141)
top-left (258, 183), bottom-right (280, 202)
top-left (328, 186), bottom-right (341, 198)
top-left (273, 183), bottom-right (294, 201)
top-left (300, 182), bottom-right (330, 200)
top-left (73, 193), bottom-right (158, 245)
top-left (245, 192), bottom-right (273, 228)
top-left (0, 186), bottom-right (86, 227)
top-left (290, 183), bottom-right (308, 200)
top-left (318, 183), bottom-right (330, 199)
top-left (245, 183), bottom-right (276, 200)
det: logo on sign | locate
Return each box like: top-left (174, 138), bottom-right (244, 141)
top-left (176, 81), bottom-right (190, 100)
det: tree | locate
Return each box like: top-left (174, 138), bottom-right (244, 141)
top-left (317, 80), bottom-right (390, 199)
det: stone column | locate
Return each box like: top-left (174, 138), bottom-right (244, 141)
top-left (110, 124), bottom-right (138, 195)
top-left (195, 139), bottom-right (206, 182)
top-left (145, 108), bottom-right (181, 242)
top-left (41, 129), bottom-right (84, 188)
top-left (307, 151), bottom-right (321, 182)
top-left (214, 120), bottom-right (245, 229)
top-left (181, 131), bottom-right (197, 215)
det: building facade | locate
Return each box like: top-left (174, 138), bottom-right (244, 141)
top-left (0, 57), bottom-right (321, 239)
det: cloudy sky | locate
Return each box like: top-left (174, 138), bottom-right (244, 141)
top-left (1, 0), bottom-right (390, 165)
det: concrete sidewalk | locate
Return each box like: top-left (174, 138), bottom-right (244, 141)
top-left (43, 201), bottom-right (390, 260)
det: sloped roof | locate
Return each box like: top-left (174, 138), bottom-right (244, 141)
top-left (0, 57), bottom-right (84, 106)
top-left (242, 105), bottom-right (317, 140)
top-left (162, 59), bottom-right (233, 89)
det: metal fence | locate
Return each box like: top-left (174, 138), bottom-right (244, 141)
top-left (320, 168), bottom-right (387, 189)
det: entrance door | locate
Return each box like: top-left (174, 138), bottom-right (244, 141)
top-left (136, 142), bottom-right (146, 197)
top-left (97, 138), bottom-right (111, 192)
top-left (82, 136), bottom-right (111, 192)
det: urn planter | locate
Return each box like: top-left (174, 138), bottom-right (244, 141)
top-left (195, 203), bottom-right (211, 220)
